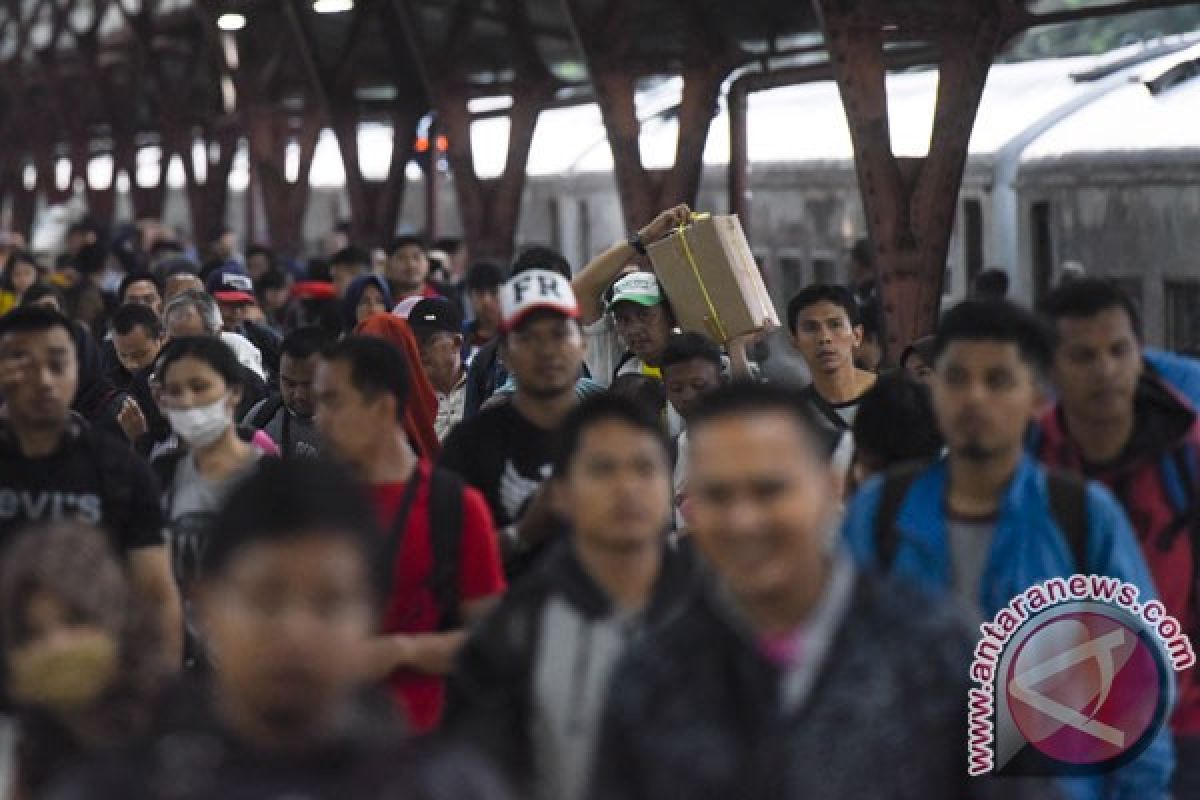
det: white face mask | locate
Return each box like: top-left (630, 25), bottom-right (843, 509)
top-left (165, 395), bottom-right (232, 448)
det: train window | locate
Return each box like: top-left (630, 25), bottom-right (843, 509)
top-left (549, 197), bottom-right (562, 252)
top-left (963, 199), bottom-right (984, 287)
top-left (779, 255), bottom-right (804, 303)
top-left (1164, 282), bottom-right (1200, 352)
top-left (1031, 202), bottom-right (1054, 306)
top-left (812, 258), bottom-right (837, 285)
top-left (577, 199), bottom-right (591, 262)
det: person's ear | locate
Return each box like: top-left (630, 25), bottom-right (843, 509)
top-left (852, 324), bottom-right (864, 348)
top-left (228, 385), bottom-right (243, 410)
top-left (452, 333), bottom-right (464, 351)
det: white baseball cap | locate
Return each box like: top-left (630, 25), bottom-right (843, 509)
top-left (500, 269), bottom-right (579, 333)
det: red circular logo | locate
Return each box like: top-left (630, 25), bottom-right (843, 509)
top-left (1006, 609), bottom-right (1165, 767)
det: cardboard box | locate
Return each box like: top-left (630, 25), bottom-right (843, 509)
top-left (647, 214), bottom-right (778, 344)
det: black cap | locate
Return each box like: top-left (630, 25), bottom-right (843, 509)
top-left (408, 298), bottom-right (462, 337)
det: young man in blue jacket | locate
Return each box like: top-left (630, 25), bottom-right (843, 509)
top-left (842, 299), bottom-right (1172, 799)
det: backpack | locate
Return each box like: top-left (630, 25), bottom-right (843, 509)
top-left (873, 463), bottom-right (1089, 573)
top-left (379, 467), bottom-right (466, 632)
top-left (246, 394), bottom-right (285, 431)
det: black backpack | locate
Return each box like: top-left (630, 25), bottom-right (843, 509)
top-left (874, 463), bottom-right (1089, 572)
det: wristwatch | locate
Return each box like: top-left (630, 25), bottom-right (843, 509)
top-left (628, 231), bottom-right (648, 257)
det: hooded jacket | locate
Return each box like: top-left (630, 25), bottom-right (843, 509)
top-left (444, 541), bottom-right (697, 800)
top-left (1035, 372), bottom-right (1200, 736)
top-left (842, 455), bottom-right (1172, 799)
top-left (590, 556), bottom-right (1060, 800)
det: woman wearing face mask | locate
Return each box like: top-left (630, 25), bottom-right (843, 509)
top-left (1, 523), bottom-right (165, 798)
top-left (153, 336), bottom-right (266, 671)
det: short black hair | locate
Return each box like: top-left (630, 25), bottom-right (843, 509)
top-left (0, 306), bottom-right (77, 351)
top-left (858, 299), bottom-right (882, 340)
top-left (553, 393), bottom-right (670, 477)
top-left (321, 336), bottom-right (411, 424)
top-left (202, 458), bottom-right (385, 603)
top-left (933, 299), bottom-right (1054, 375)
top-left (660, 332), bottom-right (723, 373)
top-left (112, 303), bottom-right (164, 339)
top-left (511, 245), bottom-right (571, 281)
top-left (787, 284), bottom-right (861, 334)
top-left (281, 326), bottom-right (330, 361)
top-left (255, 269), bottom-right (288, 294)
top-left (850, 238), bottom-right (874, 268)
top-left (19, 283), bottom-right (67, 311)
top-left (435, 236), bottom-right (464, 254)
top-left (245, 244), bottom-right (277, 267)
top-left (466, 261), bottom-right (506, 291)
top-left (852, 372), bottom-right (943, 468)
top-left (689, 382), bottom-right (841, 463)
top-left (330, 246), bottom-right (371, 270)
top-left (608, 374), bottom-right (667, 420)
top-left (117, 272), bottom-right (163, 304)
top-left (388, 235), bottom-right (426, 257)
top-left (972, 268), bottom-right (1010, 300)
top-left (157, 336), bottom-right (245, 390)
top-left (1039, 278), bottom-right (1142, 341)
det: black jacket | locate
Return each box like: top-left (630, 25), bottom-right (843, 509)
top-left (444, 541), bottom-right (698, 797)
top-left (590, 559), bottom-right (1061, 800)
top-left (48, 684), bottom-right (514, 800)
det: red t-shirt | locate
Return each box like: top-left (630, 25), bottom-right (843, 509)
top-left (371, 460), bottom-right (505, 732)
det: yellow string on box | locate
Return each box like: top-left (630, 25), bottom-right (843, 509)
top-left (674, 212), bottom-right (729, 343)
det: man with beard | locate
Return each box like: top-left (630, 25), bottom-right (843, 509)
top-left (841, 299), bottom-right (1171, 798)
top-left (244, 327), bottom-right (327, 458)
top-left (441, 269), bottom-right (587, 578)
top-left (1034, 279), bottom-right (1200, 796)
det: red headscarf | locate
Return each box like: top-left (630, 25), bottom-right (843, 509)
top-left (354, 312), bottom-right (441, 460)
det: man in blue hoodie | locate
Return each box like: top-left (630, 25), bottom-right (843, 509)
top-left (842, 299), bottom-right (1172, 799)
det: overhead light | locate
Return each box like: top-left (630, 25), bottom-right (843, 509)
top-left (216, 13), bottom-right (246, 32)
top-left (313, 0), bottom-right (354, 12)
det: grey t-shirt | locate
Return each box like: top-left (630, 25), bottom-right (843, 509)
top-left (244, 400), bottom-right (320, 459)
top-left (945, 513), bottom-right (997, 620)
top-left (166, 452), bottom-right (262, 653)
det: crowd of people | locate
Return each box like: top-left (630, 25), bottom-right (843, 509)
top-left (0, 206), bottom-right (1196, 799)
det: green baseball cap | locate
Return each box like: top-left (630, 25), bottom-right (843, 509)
top-left (607, 271), bottom-right (663, 309)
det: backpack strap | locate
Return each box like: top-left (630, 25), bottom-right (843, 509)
top-left (874, 463), bottom-right (925, 571)
top-left (429, 468), bottom-right (465, 632)
top-left (1045, 470), bottom-right (1089, 573)
top-left (248, 395), bottom-right (285, 430)
top-left (800, 386), bottom-right (851, 433)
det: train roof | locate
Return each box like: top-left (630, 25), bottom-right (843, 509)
top-left (296, 39), bottom-right (1200, 187)
top-left (513, 38), bottom-right (1200, 177)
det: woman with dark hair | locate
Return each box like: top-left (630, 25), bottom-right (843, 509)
top-left (0, 251), bottom-right (43, 313)
top-left (354, 312), bottom-right (441, 459)
top-left (152, 336), bottom-right (268, 671)
top-left (343, 274), bottom-right (394, 331)
top-left (1, 522), bottom-right (166, 797)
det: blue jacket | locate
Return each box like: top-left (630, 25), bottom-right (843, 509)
top-left (842, 455), bottom-right (1173, 800)
top-left (1145, 348), bottom-right (1200, 411)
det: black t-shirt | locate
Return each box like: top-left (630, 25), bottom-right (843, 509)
top-left (0, 419), bottom-right (164, 557)
top-left (439, 403), bottom-right (556, 529)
